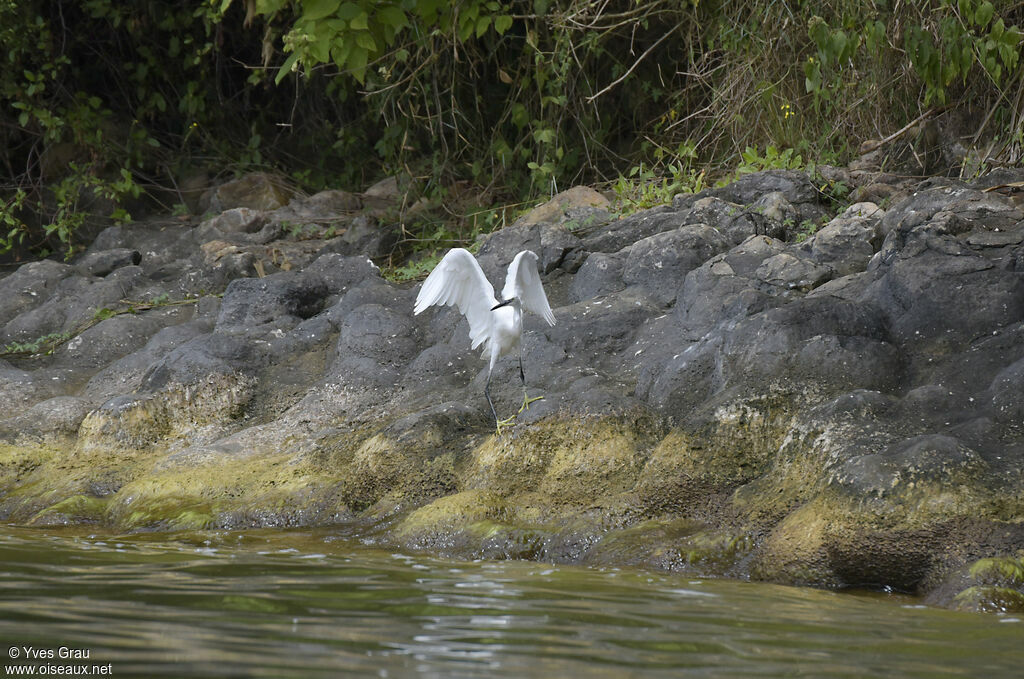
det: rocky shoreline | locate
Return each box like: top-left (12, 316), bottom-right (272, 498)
top-left (2, 168), bottom-right (1023, 613)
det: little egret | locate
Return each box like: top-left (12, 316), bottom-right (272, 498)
top-left (414, 248), bottom-right (556, 429)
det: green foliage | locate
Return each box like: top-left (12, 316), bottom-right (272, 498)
top-left (0, 0), bottom-right (372, 258)
top-left (2, 0), bottom-right (1024, 263)
top-left (0, 293), bottom-right (204, 359)
top-left (1, 164), bottom-right (141, 259)
top-left (281, 220), bottom-right (320, 240)
top-left (229, 0), bottom-right (712, 196)
top-left (901, 0), bottom-right (1022, 104)
top-left (0, 332), bottom-right (73, 357)
top-left (381, 200), bottom-right (515, 280)
top-left (793, 219), bottom-right (823, 243)
top-left (0, 190), bottom-right (29, 252)
top-left (736, 146), bottom-right (805, 176)
top-left (613, 162), bottom-right (707, 211)
top-left (382, 252), bottom-right (445, 283)
top-left (803, 1), bottom-right (1023, 116)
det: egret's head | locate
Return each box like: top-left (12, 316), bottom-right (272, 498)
top-left (491, 298), bottom-right (514, 311)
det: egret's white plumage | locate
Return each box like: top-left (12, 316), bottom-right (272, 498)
top-left (414, 248), bottom-right (555, 426)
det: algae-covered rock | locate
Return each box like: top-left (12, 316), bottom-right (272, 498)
top-left (392, 489), bottom-right (512, 552)
top-left (2, 169), bottom-right (1024, 611)
top-left (583, 518), bottom-right (753, 575)
top-left (932, 554), bottom-right (1024, 613)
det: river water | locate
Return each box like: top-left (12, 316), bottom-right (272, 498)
top-left (0, 526), bottom-right (1021, 678)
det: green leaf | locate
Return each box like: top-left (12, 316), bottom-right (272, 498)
top-left (808, 16), bottom-right (829, 51)
top-left (991, 17), bottom-right (1005, 40)
top-left (803, 59), bottom-right (821, 92)
top-left (458, 14), bottom-right (474, 41)
top-left (350, 11), bottom-right (369, 30)
top-left (330, 40), bottom-right (352, 69)
top-left (962, 44), bottom-right (975, 75)
top-left (532, 127), bottom-right (555, 144)
top-left (348, 46), bottom-right (368, 82)
top-left (999, 43), bottom-right (1015, 68)
top-left (975, 1), bottom-right (994, 27)
top-left (335, 2), bottom-right (361, 20)
top-left (831, 30), bottom-right (847, 60)
top-left (355, 31), bottom-right (377, 51)
top-left (377, 6), bottom-right (408, 29)
top-left (274, 50), bottom-right (302, 84)
top-left (309, 33), bottom-right (332, 62)
top-left (510, 103), bottom-right (528, 128)
top-left (942, 62), bottom-right (957, 85)
top-left (476, 16), bottom-right (491, 38)
top-left (494, 15), bottom-right (513, 34)
top-left (303, 0), bottom-right (340, 22)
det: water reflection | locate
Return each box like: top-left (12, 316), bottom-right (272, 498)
top-left (0, 527), bottom-right (1021, 678)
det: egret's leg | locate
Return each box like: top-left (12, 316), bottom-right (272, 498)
top-left (485, 361), bottom-right (515, 434)
top-left (517, 349), bottom-right (543, 413)
top-left (484, 368), bottom-right (499, 426)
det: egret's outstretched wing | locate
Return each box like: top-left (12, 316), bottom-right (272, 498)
top-left (503, 250), bottom-right (556, 326)
top-left (414, 248), bottom-right (498, 349)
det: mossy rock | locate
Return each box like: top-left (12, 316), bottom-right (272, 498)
top-left (392, 490), bottom-right (550, 558)
top-left (466, 414), bottom-right (662, 502)
top-left (967, 556), bottom-right (1024, 586)
top-left (119, 497), bottom-right (217, 531)
top-left (28, 494), bottom-right (109, 526)
top-left (953, 585), bottom-right (1024, 613)
top-left (78, 379), bottom-right (254, 455)
top-left (585, 518), bottom-right (753, 574)
top-left (947, 555), bottom-right (1024, 613)
top-left (750, 500), bottom-right (841, 586)
top-left (343, 434), bottom-right (460, 511)
top-left (392, 491), bottom-right (588, 561)
top-left (104, 448), bottom-right (344, 530)
top-left (393, 490), bottom-right (509, 542)
top-left (0, 443), bottom-right (60, 492)
top-left (0, 441), bottom-right (161, 523)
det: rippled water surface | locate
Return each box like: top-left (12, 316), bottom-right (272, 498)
top-left (1, 527), bottom-right (1021, 678)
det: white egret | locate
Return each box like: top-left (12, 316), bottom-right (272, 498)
top-left (414, 248), bottom-right (556, 429)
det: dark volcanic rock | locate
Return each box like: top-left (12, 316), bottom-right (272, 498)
top-left (74, 248), bottom-right (142, 277)
top-left (622, 225), bottom-right (731, 305)
top-left (2, 169), bottom-right (1024, 611)
top-left (570, 251), bottom-right (626, 303)
top-left (0, 260), bottom-right (75, 326)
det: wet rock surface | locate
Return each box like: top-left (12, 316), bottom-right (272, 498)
top-left (2, 169), bottom-right (1024, 611)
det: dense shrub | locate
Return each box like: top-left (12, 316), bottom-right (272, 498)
top-left (1, 0), bottom-right (1022, 259)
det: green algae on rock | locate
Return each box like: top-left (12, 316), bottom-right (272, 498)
top-left (2, 170), bottom-right (1024, 611)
